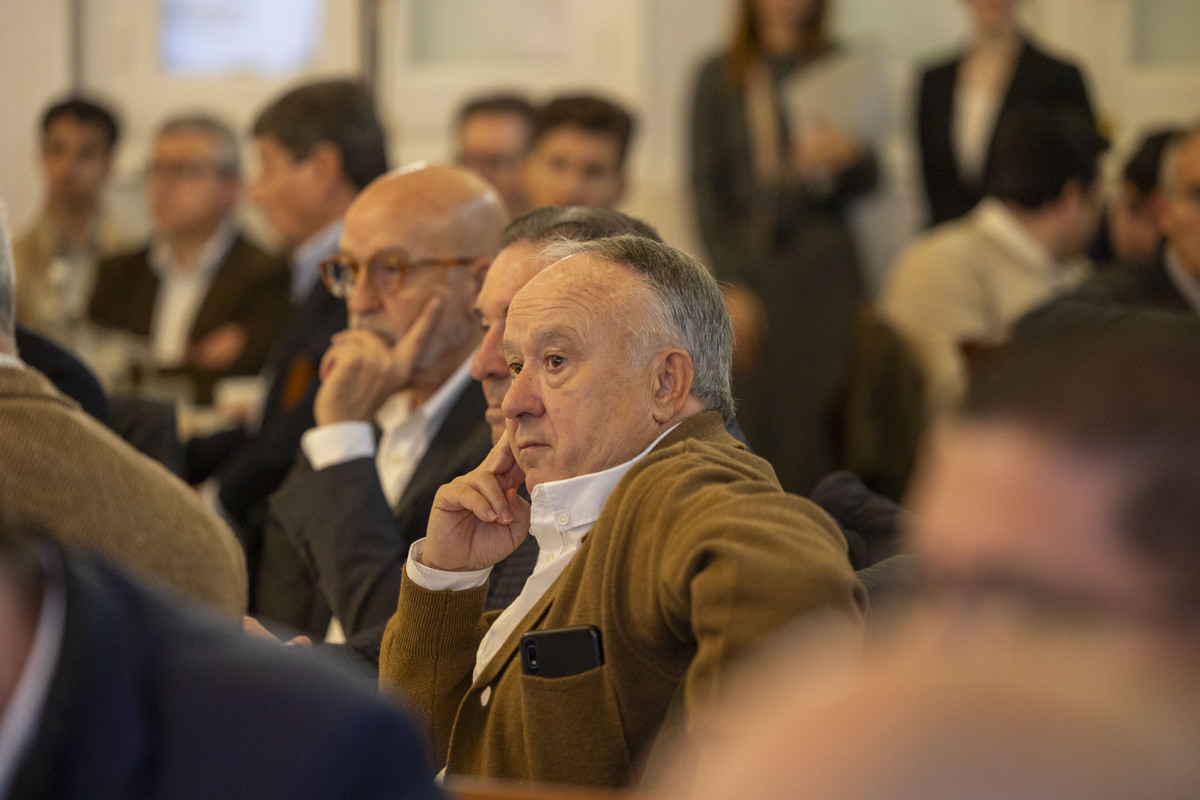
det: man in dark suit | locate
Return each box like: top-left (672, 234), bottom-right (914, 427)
top-left (89, 114), bottom-right (290, 404)
top-left (0, 521), bottom-right (442, 800)
top-left (186, 81), bottom-right (390, 594)
top-left (253, 164), bottom-right (509, 666)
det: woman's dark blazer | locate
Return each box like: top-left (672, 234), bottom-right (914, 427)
top-left (917, 37), bottom-right (1094, 227)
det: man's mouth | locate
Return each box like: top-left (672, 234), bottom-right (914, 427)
top-left (350, 317), bottom-right (399, 347)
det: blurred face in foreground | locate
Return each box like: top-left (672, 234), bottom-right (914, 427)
top-left (906, 420), bottom-right (1168, 622)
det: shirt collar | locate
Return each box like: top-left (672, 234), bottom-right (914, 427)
top-left (975, 198), bottom-right (1055, 274)
top-left (291, 219), bottom-right (343, 303)
top-left (0, 353), bottom-right (24, 370)
top-left (528, 423), bottom-right (680, 551)
top-left (374, 353), bottom-right (476, 438)
top-left (1164, 246), bottom-right (1200, 313)
top-left (149, 215), bottom-right (238, 281)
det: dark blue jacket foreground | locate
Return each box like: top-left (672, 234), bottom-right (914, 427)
top-left (7, 544), bottom-right (443, 800)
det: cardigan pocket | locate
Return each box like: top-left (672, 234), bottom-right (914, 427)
top-left (517, 665), bottom-right (634, 785)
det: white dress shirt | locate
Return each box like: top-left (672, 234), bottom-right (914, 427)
top-left (881, 198), bottom-right (1092, 416)
top-left (953, 84), bottom-right (1003, 185)
top-left (0, 551), bottom-right (66, 798)
top-left (406, 425), bottom-right (679, 683)
top-left (147, 217), bottom-right (237, 367)
top-left (301, 356), bottom-right (476, 508)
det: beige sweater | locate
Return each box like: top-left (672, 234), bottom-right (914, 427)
top-left (380, 411), bottom-right (864, 786)
top-left (0, 365), bottom-right (246, 617)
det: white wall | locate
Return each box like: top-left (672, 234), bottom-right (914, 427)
top-left (0, 1), bottom-right (74, 233)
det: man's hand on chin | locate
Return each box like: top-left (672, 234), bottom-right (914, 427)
top-left (313, 291), bottom-right (446, 425)
top-left (422, 432), bottom-right (531, 572)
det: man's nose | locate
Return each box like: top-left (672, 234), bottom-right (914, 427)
top-left (553, 170), bottom-right (586, 206)
top-left (501, 364), bottom-right (541, 419)
top-left (470, 327), bottom-right (507, 381)
top-left (345, 269), bottom-right (380, 315)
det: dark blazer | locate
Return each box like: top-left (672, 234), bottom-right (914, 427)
top-left (7, 544), bottom-right (443, 800)
top-left (1024, 250), bottom-right (1193, 326)
top-left (14, 324), bottom-right (108, 422)
top-left (89, 232), bottom-right (291, 402)
top-left (917, 37), bottom-right (1094, 226)
top-left (254, 379), bottom-right (495, 642)
top-left (202, 281), bottom-right (349, 531)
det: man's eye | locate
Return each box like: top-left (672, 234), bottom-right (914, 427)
top-left (507, 361), bottom-right (523, 376)
top-left (546, 354), bottom-right (565, 369)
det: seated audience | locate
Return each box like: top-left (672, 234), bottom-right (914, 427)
top-left (0, 517), bottom-right (443, 800)
top-left (246, 206), bottom-right (667, 667)
top-left (454, 93), bottom-right (537, 218)
top-left (89, 114), bottom-right (290, 404)
top-left (380, 235), bottom-right (865, 787)
top-left (186, 80), bottom-right (388, 585)
top-left (1041, 124), bottom-right (1200, 315)
top-left (881, 107), bottom-right (1107, 416)
top-left (254, 165), bottom-right (504, 657)
top-left (0, 203), bottom-right (245, 616)
top-left (524, 94), bottom-right (634, 209)
top-left (1089, 127), bottom-right (1181, 264)
top-left (907, 309), bottom-right (1200, 627)
top-left (13, 97), bottom-right (131, 353)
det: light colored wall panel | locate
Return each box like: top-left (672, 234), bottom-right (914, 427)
top-left (0, 0), bottom-right (73, 233)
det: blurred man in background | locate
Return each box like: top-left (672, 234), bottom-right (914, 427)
top-left (454, 93), bottom-right (537, 217)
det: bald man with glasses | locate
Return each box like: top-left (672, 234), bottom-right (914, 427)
top-left (253, 165), bottom-right (511, 667)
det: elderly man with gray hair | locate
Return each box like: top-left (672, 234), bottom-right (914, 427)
top-left (380, 235), bottom-right (865, 787)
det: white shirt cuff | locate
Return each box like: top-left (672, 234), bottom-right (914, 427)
top-left (301, 422), bottom-right (376, 470)
top-left (405, 539), bottom-right (492, 591)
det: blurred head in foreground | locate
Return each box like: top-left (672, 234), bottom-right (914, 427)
top-left (907, 308), bottom-right (1200, 630)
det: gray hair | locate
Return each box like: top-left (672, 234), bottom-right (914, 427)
top-left (1157, 122), bottom-right (1200, 199)
top-left (546, 235), bottom-right (735, 421)
top-left (500, 205), bottom-right (661, 250)
top-left (157, 113), bottom-right (241, 175)
top-left (0, 202), bottom-right (16, 351)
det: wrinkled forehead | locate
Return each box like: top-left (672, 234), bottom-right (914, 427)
top-left (503, 253), bottom-right (644, 343)
top-left (509, 252), bottom-right (633, 313)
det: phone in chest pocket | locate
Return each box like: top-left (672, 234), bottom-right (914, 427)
top-left (519, 624), bottom-right (604, 678)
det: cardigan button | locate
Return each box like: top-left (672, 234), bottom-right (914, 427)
top-left (480, 686), bottom-right (492, 707)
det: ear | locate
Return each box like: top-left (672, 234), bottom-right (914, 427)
top-left (1057, 177), bottom-right (1085, 214)
top-left (306, 141), bottom-right (345, 192)
top-left (1152, 186), bottom-right (1171, 233)
top-left (650, 349), bottom-right (695, 424)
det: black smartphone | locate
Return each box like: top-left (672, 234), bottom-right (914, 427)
top-left (519, 625), bottom-right (604, 678)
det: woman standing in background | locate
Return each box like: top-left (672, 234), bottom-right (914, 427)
top-left (690, 0), bottom-right (878, 494)
top-left (917, 0), bottom-right (1095, 226)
